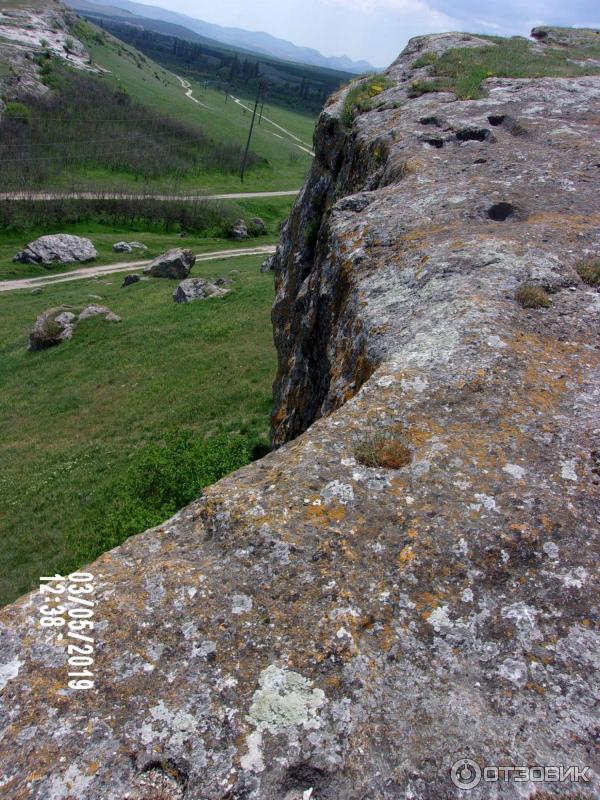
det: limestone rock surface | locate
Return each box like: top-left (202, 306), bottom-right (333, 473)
top-left (13, 234), bottom-right (97, 266)
top-left (173, 278), bottom-right (230, 303)
top-left (1, 30), bottom-right (599, 800)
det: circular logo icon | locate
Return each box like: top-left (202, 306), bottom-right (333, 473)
top-left (451, 758), bottom-right (482, 790)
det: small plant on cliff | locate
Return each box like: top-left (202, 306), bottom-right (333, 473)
top-left (412, 52), bottom-right (438, 69)
top-left (342, 75), bottom-right (394, 127)
top-left (354, 425), bottom-right (412, 469)
top-left (515, 285), bottom-right (552, 309)
top-left (576, 258), bottom-right (600, 286)
top-left (407, 78), bottom-right (453, 98)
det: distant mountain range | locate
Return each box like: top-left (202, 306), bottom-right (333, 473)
top-left (66, 0), bottom-right (375, 74)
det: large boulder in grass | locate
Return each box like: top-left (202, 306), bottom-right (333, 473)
top-left (113, 241), bottom-right (148, 253)
top-left (144, 248), bottom-right (195, 279)
top-left (28, 307), bottom-right (76, 351)
top-left (14, 235), bottom-right (97, 266)
top-left (173, 278), bottom-right (230, 303)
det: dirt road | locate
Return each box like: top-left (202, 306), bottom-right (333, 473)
top-left (0, 190), bottom-right (300, 201)
top-left (0, 245), bottom-right (276, 293)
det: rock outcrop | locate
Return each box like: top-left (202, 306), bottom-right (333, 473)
top-left (144, 248), bottom-right (196, 279)
top-left (13, 234), bottom-right (97, 266)
top-left (1, 31), bottom-right (600, 800)
top-left (0, 2), bottom-right (97, 103)
top-left (78, 304), bottom-right (121, 323)
top-left (113, 241), bottom-right (148, 253)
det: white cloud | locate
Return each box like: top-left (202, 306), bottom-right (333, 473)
top-left (322, 0), bottom-right (461, 30)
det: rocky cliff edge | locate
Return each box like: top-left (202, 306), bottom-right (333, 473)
top-left (1, 30), bottom-right (599, 800)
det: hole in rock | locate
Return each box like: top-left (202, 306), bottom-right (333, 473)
top-left (488, 202), bottom-right (516, 221)
top-left (474, 158), bottom-right (487, 164)
top-left (456, 128), bottom-right (491, 142)
top-left (282, 764), bottom-right (332, 799)
top-left (488, 114), bottom-right (506, 126)
top-left (424, 136), bottom-right (444, 148)
top-left (419, 115), bottom-right (442, 126)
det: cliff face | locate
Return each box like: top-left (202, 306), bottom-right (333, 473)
top-left (1, 32), bottom-right (599, 800)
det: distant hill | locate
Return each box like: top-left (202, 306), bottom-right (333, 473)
top-left (66, 0), bottom-right (376, 74)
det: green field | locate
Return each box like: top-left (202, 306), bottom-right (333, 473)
top-left (0, 251), bottom-right (276, 606)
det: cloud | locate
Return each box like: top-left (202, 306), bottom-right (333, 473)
top-left (321, 0), bottom-right (461, 31)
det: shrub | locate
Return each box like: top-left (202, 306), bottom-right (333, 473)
top-left (354, 425), bottom-right (412, 469)
top-left (69, 430), bottom-right (251, 560)
top-left (515, 285), bottom-right (552, 308)
top-left (4, 101), bottom-right (31, 124)
top-left (576, 259), bottom-right (600, 286)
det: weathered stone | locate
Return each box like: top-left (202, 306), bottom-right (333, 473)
top-left (13, 234), bottom-right (97, 266)
top-left (79, 304), bottom-right (121, 323)
top-left (214, 276), bottom-right (234, 287)
top-left (231, 218), bottom-right (249, 240)
top-left (143, 248), bottom-right (195, 279)
top-left (260, 254), bottom-right (276, 273)
top-left (28, 306), bottom-right (75, 351)
top-left (173, 278), bottom-right (229, 303)
top-left (122, 273), bottom-right (141, 288)
top-left (112, 241), bottom-right (147, 253)
top-left (2, 30), bottom-right (600, 800)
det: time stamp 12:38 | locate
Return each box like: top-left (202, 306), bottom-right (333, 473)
top-left (39, 572), bottom-right (96, 690)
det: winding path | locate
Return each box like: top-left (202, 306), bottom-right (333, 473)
top-left (0, 245), bottom-right (276, 293)
top-left (175, 75), bottom-right (213, 110)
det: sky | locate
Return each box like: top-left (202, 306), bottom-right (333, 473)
top-left (151, 0), bottom-right (600, 67)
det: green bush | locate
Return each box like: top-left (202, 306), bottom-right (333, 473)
top-left (4, 101), bottom-right (31, 124)
top-left (67, 430), bottom-right (251, 561)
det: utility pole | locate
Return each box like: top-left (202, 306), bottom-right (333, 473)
top-left (258, 97), bottom-right (265, 125)
top-left (240, 81), bottom-right (264, 184)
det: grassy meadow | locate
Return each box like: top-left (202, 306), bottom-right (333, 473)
top-left (0, 250), bottom-right (276, 606)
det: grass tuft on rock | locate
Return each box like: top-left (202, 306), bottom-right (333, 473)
top-left (354, 425), bottom-right (412, 469)
top-left (576, 258), bottom-right (600, 286)
top-left (515, 285), bottom-right (552, 309)
top-left (431, 34), bottom-right (600, 100)
top-left (342, 75), bottom-right (394, 127)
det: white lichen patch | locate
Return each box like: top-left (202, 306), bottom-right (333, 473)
top-left (231, 594), bottom-right (253, 615)
top-left (560, 459), bottom-right (578, 482)
top-left (427, 605), bottom-right (453, 632)
top-left (498, 658), bottom-right (529, 687)
top-left (246, 665), bottom-right (327, 734)
top-left (240, 730), bottom-right (265, 773)
top-left (503, 463), bottom-right (525, 480)
top-left (322, 480), bottom-right (355, 505)
top-left (0, 656), bottom-right (23, 691)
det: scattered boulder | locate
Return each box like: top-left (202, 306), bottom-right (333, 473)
top-left (112, 241), bottom-right (148, 253)
top-left (14, 234), bottom-right (97, 266)
top-left (214, 276), bottom-right (234, 287)
top-left (28, 307), bottom-right (76, 351)
top-left (248, 216), bottom-right (268, 235)
top-left (231, 218), bottom-right (249, 240)
top-left (144, 248), bottom-right (195, 279)
top-left (173, 278), bottom-right (230, 303)
top-left (30, 287), bottom-right (42, 295)
top-left (79, 305), bottom-right (121, 323)
top-left (122, 274), bottom-right (141, 288)
top-left (260, 254), bottom-right (276, 273)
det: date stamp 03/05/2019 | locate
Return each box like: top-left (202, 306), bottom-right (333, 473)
top-left (39, 572), bottom-right (97, 690)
